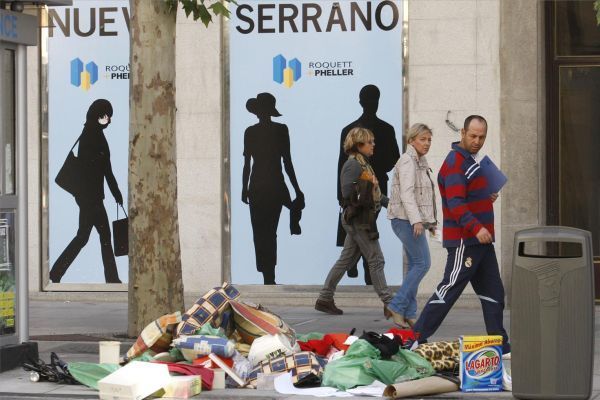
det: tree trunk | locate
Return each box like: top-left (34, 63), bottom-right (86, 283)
top-left (128, 0), bottom-right (183, 336)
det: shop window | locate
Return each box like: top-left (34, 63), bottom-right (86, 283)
top-left (558, 66), bottom-right (600, 254)
top-left (1, 49), bottom-right (16, 196)
top-left (556, 1), bottom-right (600, 57)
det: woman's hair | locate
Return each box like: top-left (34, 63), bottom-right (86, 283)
top-left (344, 127), bottom-right (375, 155)
top-left (86, 99), bottom-right (113, 123)
top-left (406, 123), bottom-right (432, 143)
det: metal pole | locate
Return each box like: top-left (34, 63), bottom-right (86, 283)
top-left (16, 44), bottom-right (28, 343)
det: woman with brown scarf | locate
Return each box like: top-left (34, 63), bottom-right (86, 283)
top-left (315, 127), bottom-right (393, 316)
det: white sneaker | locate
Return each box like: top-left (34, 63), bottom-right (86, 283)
top-left (502, 352), bottom-right (511, 360)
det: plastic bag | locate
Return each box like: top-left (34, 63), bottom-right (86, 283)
top-left (195, 324), bottom-right (226, 338)
top-left (344, 339), bottom-right (380, 358)
top-left (392, 348), bottom-right (436, 378)
top-left (322, 357), bottom-right (375, 390)
top-left (366, 349), bottom-right (434, 385)
top-left (68, 362), bottom-right (120, 389)
top-left (321, 339), bottom-right (380, 390)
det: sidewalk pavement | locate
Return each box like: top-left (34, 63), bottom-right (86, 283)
top-left (1, 300), bottom-right (599, 399)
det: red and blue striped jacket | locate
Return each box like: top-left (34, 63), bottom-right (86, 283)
top-left (438, 142), bottom-right (494, 248)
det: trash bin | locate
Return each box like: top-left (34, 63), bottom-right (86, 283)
top-left (511, 226), bottom-right (594, 400)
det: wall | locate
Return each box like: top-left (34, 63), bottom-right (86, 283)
top-left (499, 0), bottom-right (544, 301)
top-left (26, 9), bottom-right (41, 292)
top-left (407, 0), bottom-right (502, 300)
top-left (175, 9), bottom-right (224, 295)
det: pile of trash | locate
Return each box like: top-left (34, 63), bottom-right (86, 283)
top-left (22, 282), bottom-right (511, 399)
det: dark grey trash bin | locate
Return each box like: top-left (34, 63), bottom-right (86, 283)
top-left (512, 226), bottom-right (594, 400)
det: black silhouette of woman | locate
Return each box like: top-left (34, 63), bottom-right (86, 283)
top-left (242, 93), bottom-right (304, 285)
top-left (50, 99), bottom-right (123, 283)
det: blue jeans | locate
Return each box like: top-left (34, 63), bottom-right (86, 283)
top-left (388, 219), bottom-right (431, 319)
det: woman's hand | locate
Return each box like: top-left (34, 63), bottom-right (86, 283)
top-left (114, 190), bottom-right (123, 206)
top-left (413, 222), bottom-right (424, 237)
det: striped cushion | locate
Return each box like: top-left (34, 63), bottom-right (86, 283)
top-left (230, 301), bottom-right (294, 345)
top-left (126, 311), bottom-right (182, 360)
top-left (176, 282), bottom-right (240, 337)
top-left (247, 351), bottom-right (327, 388)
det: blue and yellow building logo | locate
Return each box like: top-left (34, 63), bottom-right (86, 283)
top-left (70, 58), bottom-right (98, 91)
top-left (273, 54), bottom-right (301, 88)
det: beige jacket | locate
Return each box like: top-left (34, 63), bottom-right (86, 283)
top-left (387, 144), bottom-right (437, 225)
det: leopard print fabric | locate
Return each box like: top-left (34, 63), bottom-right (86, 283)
top-left (413, 340), bottom-right (460, 372)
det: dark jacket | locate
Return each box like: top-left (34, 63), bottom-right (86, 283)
top-left (76, 123), bottom-right (120, 204)
top-left (340, 157), bottom-right (385, 239)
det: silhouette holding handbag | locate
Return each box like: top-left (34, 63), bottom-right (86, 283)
top-left (50, 99), bottom-right (123, 283)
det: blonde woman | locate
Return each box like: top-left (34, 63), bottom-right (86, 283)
top-left (315, 127), bottom-right (393, 316)
top-left (386, 123), bottom-right (437, 327)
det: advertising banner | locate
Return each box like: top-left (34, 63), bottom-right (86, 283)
top-left (47, 0), bottom-right (130, 284)
top-left (230, 0), bottom-right (405, 285)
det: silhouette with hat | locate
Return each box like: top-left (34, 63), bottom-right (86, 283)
top-left (337, 85), bottom-right (400, 284)
top-left (50, 99), bottom-right (123, 284)
top-left (242, 92), bottom-right (304, 285)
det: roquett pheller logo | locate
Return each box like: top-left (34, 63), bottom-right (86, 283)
top-left (70, 58), bottom-right (98, 91)
top-left (273, 54), bottom-right (301, 88)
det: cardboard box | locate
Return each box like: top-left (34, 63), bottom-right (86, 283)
top-left (459, 335), bottom-right (503, 392)
top-left (98, 361), bottom-right (171, 400)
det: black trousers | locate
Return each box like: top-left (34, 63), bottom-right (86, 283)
top-left (50, 201), bottom-right (120, 283)
top-left (413, 243), bottom-right (510, 353)
top-left (249, 197), bottom-right (283, 283)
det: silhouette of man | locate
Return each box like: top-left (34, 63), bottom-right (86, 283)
top-left (50, 99), bottom-right (123, 283)
top-left (337, 85), bottom-right (400, 284)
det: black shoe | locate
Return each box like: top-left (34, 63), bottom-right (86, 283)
top-left (315, 299), bottom-right (343, 315)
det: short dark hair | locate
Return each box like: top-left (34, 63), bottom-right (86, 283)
top-left (463, 115), bottom-right (487, 131)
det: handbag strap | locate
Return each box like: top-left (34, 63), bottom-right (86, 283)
top-left (116, 203), bottom-right (128, 219)
top-left (69, 135), bottom-right (82, 153)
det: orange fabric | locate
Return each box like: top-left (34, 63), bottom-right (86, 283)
top-left (323, 333), bottom-right (350, 352)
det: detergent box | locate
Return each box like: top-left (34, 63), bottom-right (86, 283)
top-left (459, 335), bottom-right (503, 392)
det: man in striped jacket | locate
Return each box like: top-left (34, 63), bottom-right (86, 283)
top-left (412, 115), bottom-right (510, 355)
